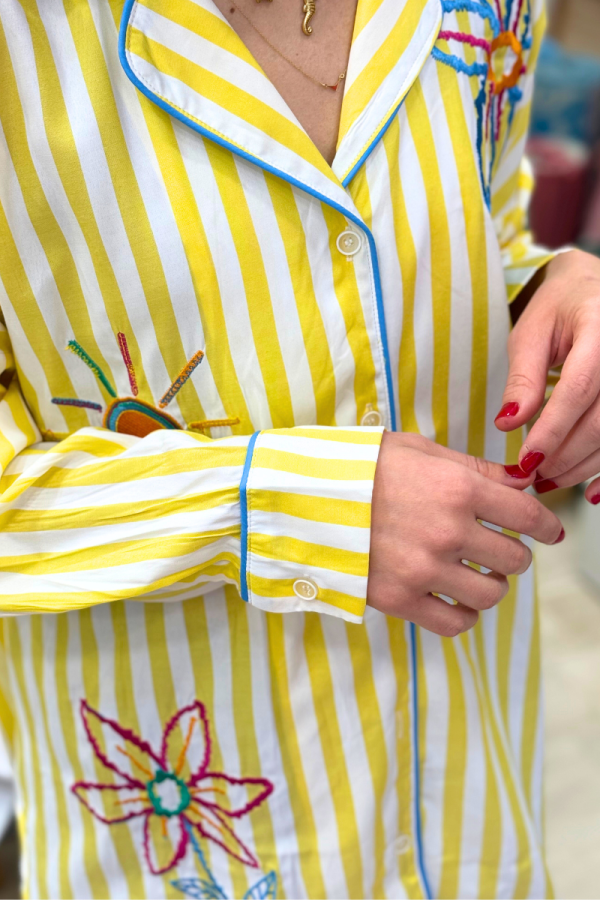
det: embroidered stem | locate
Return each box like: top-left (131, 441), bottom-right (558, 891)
top-left (159, 351), bottom-right (204, 409)
top-left (117, 332), bottom-right (139, 397)
top-left (52, 397), bottom-right (103, 412)
top-left (67, 340), bottom-right (117, 398)
top-left (184, 820), bottom-right (217, 886)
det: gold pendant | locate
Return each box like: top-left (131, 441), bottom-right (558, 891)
top-left (302, 0), bottom-right (316, 34)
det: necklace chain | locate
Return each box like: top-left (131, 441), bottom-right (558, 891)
top-left (228, 0), bottom-right (347, 91)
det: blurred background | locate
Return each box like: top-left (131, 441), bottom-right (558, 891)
top-left (527, 1), bottom-right (600, 898)
top-left (1, 1), bottom-right (600, 897)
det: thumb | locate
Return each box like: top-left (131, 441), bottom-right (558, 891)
top-left (418, 437), bottom-right (536, 490)
top-left (460, 452), bottom-right (536, 490)
top-left (494, 325), bottom-right (551, 432)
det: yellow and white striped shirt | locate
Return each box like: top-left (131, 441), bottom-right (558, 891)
top-left (0, 0), bottom-right (556, 897)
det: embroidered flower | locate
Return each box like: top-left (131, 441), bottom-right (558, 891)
top-left (72, 700), bottom-right (274, 875)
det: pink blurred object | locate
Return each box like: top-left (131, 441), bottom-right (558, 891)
top-left (581, 152), bottom-right (600, 248)
top-left (527, 136), bottom-right (592, 248)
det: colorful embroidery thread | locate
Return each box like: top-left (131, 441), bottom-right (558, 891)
top-left (71, 700), bottom-right (275, 879)
top-left (171, 822), bottom-right (278, 899)
top-left (53, 334), bottom-right (205, 437)
top-left (433, 0), bottom-right (531, 205)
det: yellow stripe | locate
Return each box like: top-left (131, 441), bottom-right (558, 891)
top-left (204, 144), bottom-right (295, 428)
top-left (9, 622), bottom-right (49, 898)
top-left (30, 616), bottom-right (73, 899)
top-left (405, 81), bottom-right (451, 447)
top-left (265, 615), bottom-right (327, 898)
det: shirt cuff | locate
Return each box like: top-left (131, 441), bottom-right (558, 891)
top-left (239, 426), bottom-right (384, 623)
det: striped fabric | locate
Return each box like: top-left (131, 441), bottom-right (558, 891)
top-left (0, 0), bottom-right (556, 897)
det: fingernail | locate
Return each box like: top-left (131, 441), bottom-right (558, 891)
top-left (534, 478), bottom-right (559, 494)
top-left (553, 527), bottom-right (565, 545)
top-left (519, 451), bottom-right (545, 475)
top-left (504, 464), bottom-right (530, 479)
top-left (590, 495), bottom-right (600, 505)
top-left (495, 402), bottom-right (520, 422)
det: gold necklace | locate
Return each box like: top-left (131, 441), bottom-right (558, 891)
top-left (257, 0), bottom-right (317, 37)
top-left (229, 0), bottom-right (347, 90)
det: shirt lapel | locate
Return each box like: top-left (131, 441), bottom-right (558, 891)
top-left (333, 0), bottom-right (442, 184)
top-left (119, 0), bottom-right (442, 204)
top-left (119, 0), bottom-right (358, 215)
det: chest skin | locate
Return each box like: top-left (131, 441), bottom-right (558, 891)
top-left (211, 0), bottom-right (359, 164)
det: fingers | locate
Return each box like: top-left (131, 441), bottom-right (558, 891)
top-left (534, 446), bottom-right (600, 495)
top-left (537, 394), bottom-right (600, 481)
top-left (494, 314), bottom-right (552, 433)
top-left (434, 565), bottom-right (510, 611)
top-left (466, 523), bottom-right (532, 575)
top-left (396, 592), bottom-right (479, 638)
top-left (585, 477), bottom-right (600, 506)
top-left (519, 330), bottom-right (600, 471)
top-left (474, 479), bottom-right (564, 544)
top-left (393, 432), bottom-right (535, 490)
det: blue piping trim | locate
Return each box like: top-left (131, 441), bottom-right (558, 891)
top-left (410, 622), bottom-right (432, 900)
top-left (342, 96), bottom-right (408, 188)
top-left (118, 0), bottom-right (396, 432)
top-left (239, 431), bottom-right (260, 603)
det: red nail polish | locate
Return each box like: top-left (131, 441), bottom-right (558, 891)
top-left (504, 464), bottom-right (530, 479)
top-left (519, 451), bottom-right (545, 475)
top-left (495, 402), bottom-right (520, 422)
top-left (553, 527), bottom-right (565, 545)
top-left (534, 478), bottom-right (559, 494)
top-left (591, 495), bottom-right (600, 506)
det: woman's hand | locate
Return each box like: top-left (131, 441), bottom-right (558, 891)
top-left (495, 250), bottom-right (600, 502)
top-left (367, 432), bottom-right (563, 636)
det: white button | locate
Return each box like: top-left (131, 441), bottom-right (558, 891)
top-left (336, 229), bottom-right (362, 257)
top-left (395, 834), bottom-right (411, 855)
top-left (360, 404), bottom-right (382, 426)
top-left (293, 578), bottom-right (319, 601)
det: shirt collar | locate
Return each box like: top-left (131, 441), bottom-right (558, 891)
top-left (119, 0), bottom-right (441, 206)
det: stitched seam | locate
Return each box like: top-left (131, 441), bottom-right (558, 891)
top-left (340, 1), bottom-right (443, 183)
top-left (125, 9), bottom-right (344, 205)
top-left (122, 4), bottom-right (395, 428)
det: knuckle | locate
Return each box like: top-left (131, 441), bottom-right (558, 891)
top-left (474, 576), bottom-right (508, 610)
top-left (521, 495), bottom-right (544, 532)
top-left (503, 542), bottom-right (531, 575)
top-left (505, 371), bottom-right (538, 394)
top-left (565, 370), bottom-right (597, 406)
top-left (436, 609), bottom-right (478, 638)
top-left (449, 469), bottom-right (475, 507)
top-left (431, 521), bottom-right (463, 555)
top-left (404, 549), bottom-right (437, 589)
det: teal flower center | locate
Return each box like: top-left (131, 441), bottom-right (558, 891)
top-left (147, 770), bottom-right (191, 817)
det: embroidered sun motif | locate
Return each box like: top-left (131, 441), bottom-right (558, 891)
top-left (433, 0), bottom-right (532, 206)
top-left (52, 334), bottom-right (237, 437)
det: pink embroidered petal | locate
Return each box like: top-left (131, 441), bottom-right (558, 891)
top-left (161, 700), bottom-right (210, 781)
top-left (71, 782), bottom-right (152, 824)
top-left (143, 812), bottom-right (188, 875)
top-left (191, 772), bottom-right (273, 819)
top-left (80, 700), bottom-right (162, 787)
top-left (186, 801), bottom-right (259, 868)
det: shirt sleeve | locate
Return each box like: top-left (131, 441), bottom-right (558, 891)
top-left (490, 0), bottom-right (557, 304)
top-left (0, 322), bottom-right (382, 622)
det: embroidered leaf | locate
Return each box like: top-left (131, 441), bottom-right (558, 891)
top-left (243, 871), bottom-right (278, 900)
top-left (171, 877), bottom-right (227, 899)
